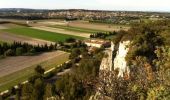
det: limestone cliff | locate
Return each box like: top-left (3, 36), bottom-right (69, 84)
top-left (100, 42), bottom-right (114, 71)
top-left (99, 41), bottom-right (130, 77)
top-left (113, 41), bottom-right (130, 77)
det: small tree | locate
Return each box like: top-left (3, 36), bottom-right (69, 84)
top-left (35, 65), bottom-right (45, 75)
top-left (16, 47), bottom-right (24, 56)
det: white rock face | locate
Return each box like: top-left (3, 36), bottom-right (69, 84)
top-left (100, 42), bottom-right (114, 71)
top-left (99, 41), bottom-right (130, 77)
top-left (113, 41), bottom-right (130, 77)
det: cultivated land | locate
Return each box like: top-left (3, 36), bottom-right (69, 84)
top-left (41, 20), bottom-right (130, 31)
top-left (0, 51), bottom-right (69, 91)
top-left (35, 20), bottom-right (130, 32)
top-left (2, 27), bottom-right (85, 42)
top-left (49, 25), bottom-right (105, 33)
top-left (68, 21), bottom-right (130, 31)
top-left (0, 32), bottom-right (55, 46)
top-left (32, 26), bottom-right (90, 38)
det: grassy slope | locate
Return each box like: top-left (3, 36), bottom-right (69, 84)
top-left (0, 52), bottom-right (69, 91)
top-left (3, 27), bottom-right (85, 42)
top-left (50, 25), bottom-right (107, 33)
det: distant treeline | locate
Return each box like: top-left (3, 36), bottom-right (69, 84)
top-left (0, 42), bottom-right (57, 58)
top-left (0, 21), bottom-right (30, 27)
top-left (90, 31), bottom-right (116, 39)
top-left (0, 16), bottom-right (48, 20)
top-left (0, 16), bottom-right (78, 20)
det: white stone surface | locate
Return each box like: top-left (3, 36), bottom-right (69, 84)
top-left (113, 41), bottom-right (130, 77)
top-left (99, 41), bottom-right (130, 77)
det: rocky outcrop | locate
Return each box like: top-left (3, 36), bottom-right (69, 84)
top-left (100, 42), bottom-right (114, 71)
top-left (99, 41), bottom-right (130, 77)
top-left (113, 41), bottom-right (130, 77)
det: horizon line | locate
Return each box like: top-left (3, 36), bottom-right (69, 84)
top-left (0, 8), bottom-right (170, 13)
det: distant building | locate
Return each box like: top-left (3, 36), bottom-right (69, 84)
top-left (84, 39), bottom-right (110, 48)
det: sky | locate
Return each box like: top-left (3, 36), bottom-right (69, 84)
top-left (0, 0), bottom-right (170, 12)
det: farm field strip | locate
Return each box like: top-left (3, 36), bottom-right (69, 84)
top-left (32, 26), bottom-right (90, 38)
top-left (0, 51), bottom-right (69, 91)
top-left (0, 32), bottom-right (55, 46)
top-left (37, 21), bottom-right (67, 26)
top-left (68, 21), bottom-right (130, 31)
top-left (3, 27), bottom-right (85, 42)
top-left (36, 20), bottom-right (129, 32)
top-left (49, 25), bottom-right (106, 33)
top-left (0, 51), bottom-right (66, 77)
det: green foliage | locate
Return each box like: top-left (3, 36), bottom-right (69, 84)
top-left (55, 74), bottom-right (85, 100)
top-left (126, 21), bottom-right (164, 64)
top-left (90, 31), bottom-right (116, 39)
top-left (15, 47), bottom-right (24, 56)
top-left (43, 84), bottom-right (55, 99)
top-left (65, 37), bottom-right (76, 43)
top-left (69, 48), bottom-right (81, 59)
top-left (34, 65), bottom-right (45, 75)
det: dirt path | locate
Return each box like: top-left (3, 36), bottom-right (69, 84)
top-left (32, 26), bottom-right (90, 38)
top-left (0, 32), bottom-right (55, 46)
top-left (0, 51), bottom-right (67, 77)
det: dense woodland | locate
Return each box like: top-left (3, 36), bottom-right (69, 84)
top-left (1, 20), bottom-right (170, 100)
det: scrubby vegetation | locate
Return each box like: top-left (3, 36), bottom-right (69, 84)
top-left (96, 20), bottom-right (170, 100)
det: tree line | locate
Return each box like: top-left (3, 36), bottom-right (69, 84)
top-left (90, 31), bottom-right (116, 39)
top-left (0, 42), bottom-right (57, 58)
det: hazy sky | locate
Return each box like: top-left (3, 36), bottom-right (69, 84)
top-left (0, 0), bottom-right (170, 12)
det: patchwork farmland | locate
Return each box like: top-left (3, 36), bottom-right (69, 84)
top-left (0, 20), bottom-right (130, 94)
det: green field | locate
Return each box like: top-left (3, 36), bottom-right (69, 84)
top-left (3, 27), bottom-right (85, 42)
top-left (50, 25), bottom-right (107, 33)
top-left (0, 53), bottom-right (69, 92)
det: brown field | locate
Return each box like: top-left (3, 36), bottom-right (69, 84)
top-left (0, 32), bottom-right (55, 45)
top-left (33, 20), bottom-right (129, 31)
top-left (35, 20), bottom-right (130, 31)
top-left (68, 21), bottom-right (130, 31)
top-left (0, 51), bottom-right (67, 77)
top-left (31, 26), bottom-right (90, 38)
